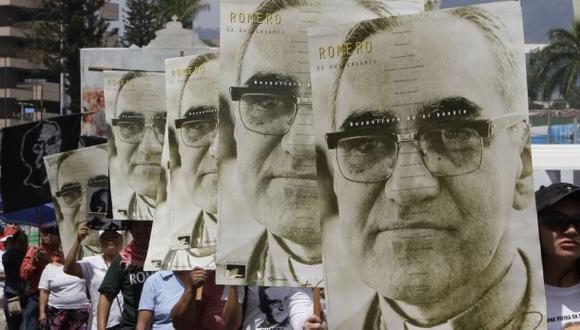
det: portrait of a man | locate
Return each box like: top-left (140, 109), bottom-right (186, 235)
top-left (147, 53), bottom-right (220, 271)
top-left (309, 2), bottom-right (546, 328)
top-left (218, 0), bottom-right (428, 287)
top-left (104, 71), bottom-right (166, 221)
top-left (21, 121), bottom-right (62, 189)
top-left (45, 144), bottom-right (109, 258)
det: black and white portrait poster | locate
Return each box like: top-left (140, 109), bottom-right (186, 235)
top-left (1, 115), bottom-right (81, 212)
top-left (80, 47), bottom-right (209, 137)
top-left (146, 53), bottom-right (219, 271)
top-left (103, 71), bottom-right (166, 221)
top-left (217, 0), bottom-right (429, 287)
top-left (44, 144), bottom-right (108, 258)
top-left (308, 2), bottom-right (546, 328)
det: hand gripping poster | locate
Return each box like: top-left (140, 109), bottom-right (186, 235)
top-left (145, 53), bottom-right (220, 271)
top-left (44, 144), bottom-right (109, 258)
top-left (216, 0), bottom-right (430, 287)
top-left (103, 71), bottom-right (167, 221)
top-left (308, 2), bottom-right (546, 328)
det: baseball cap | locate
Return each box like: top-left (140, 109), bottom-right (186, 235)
top-left (535, 182), bottom-right (580, 213)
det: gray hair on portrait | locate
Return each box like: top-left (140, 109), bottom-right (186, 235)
top-left (234, 0), bottom-right (397, 85)
top-left (329, 6), bottom-right (525, 129)
top-left (177, 52), bottom-right (219, 115)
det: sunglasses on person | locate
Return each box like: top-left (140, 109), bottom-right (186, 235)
top-left (540, 211), bottom-right (580, 232)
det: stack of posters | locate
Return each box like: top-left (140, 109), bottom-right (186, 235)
top-left (146, 52), bottom-right (220, 271)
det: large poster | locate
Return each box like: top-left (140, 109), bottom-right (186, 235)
top-left (44, 144), bottom-right (108, 258)
top-left (216, 0), bottom-right (428, 287)
top-left (146, 53), bottom-right (219, 271)
top-left (1, 115), bottom-right (81, 212)
top-left (103, 71), bottom-right (166, 221)
top-left (308, 2), bottom-right (546, 328)
top-left (80, 48), bottom-right (209, 137)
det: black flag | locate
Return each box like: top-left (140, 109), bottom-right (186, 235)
top-left (1, 115), bottom-right (81, 212)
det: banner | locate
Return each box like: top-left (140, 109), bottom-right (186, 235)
top-left (216, 0), bottom-right (427, 287)
top-left (103, 71), bottom-right (166, 221)
top-left (145, 53), bottom-right (219, 271)
top-left (44, 144), bottom-right (108, 258)
top-left (1, 115), bottom-right (81, 212)
top-left (308, 2), bottom-right (546, 328)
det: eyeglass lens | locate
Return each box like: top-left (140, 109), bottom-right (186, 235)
top-left (337, 128), bottom-right (483, 183)
top-left (239, 93), bottom-right (296, 134)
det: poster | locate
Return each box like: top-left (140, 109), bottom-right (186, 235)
top-left (80, 48), bottom-right (209, 137)
top-left (308, 2), bottom-right (546, 328)
top-left (216, 0), bottom-right (428, 287)
top-left (145, 53), bottom-right (219, 271)
top-left (44, 144), bottom-right (108, 258)
top-left (103, 71), bottom-right (166, 221)
top-left (532, 144), bottom-right (580, 189)
top-left (1, 115), bottom-right (81, 212)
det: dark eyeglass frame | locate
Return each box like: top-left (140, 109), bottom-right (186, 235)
top-left (540, 211), bottom-right (580, 232)
top-left (230, 86), bottom-right (311, 136)
top-left (111, 112), bottom-right (167, 144)
top-left (325, 113), bottom-right (526, 183)
top-left (174, 107), bottom-right (218, 148)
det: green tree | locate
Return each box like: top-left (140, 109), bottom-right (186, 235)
top-left (534, 21), bottom-right (580, 103)
top-left (123, 0), bottom-right (160, 47)
top-left (23, 0), bottom-right (112, 113)
top-left (154, 0), bottom-right (210, 29)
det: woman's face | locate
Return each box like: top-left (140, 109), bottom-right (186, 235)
top-left (540, 198), bottom-right (580, 262)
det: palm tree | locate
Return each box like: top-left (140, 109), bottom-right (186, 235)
top-left (155, 0), bottom-right (210, 29)
top-left (534, 21), bottom-right (580, 103)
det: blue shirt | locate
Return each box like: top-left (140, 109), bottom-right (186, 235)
top-left (138, 271), bottom-right (184, 329)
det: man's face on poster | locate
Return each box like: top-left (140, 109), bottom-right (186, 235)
top-left (33, 124), bottom-right (62, 169)
top-left (56, 149), bottom-right (108, 248)
top-left (332, 17), bottom-right (529, 303)
top-left (233, 8), bottom-right (320, 244)
top-left (177, 60), bottom-right (219, 213)
top-left (262, 287), bottom-right (290, 323)
top-left (114, 76), bottom-right (166, 200)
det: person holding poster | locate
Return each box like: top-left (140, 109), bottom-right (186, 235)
top-left (98, 222), bottom-right (154, 330)
top-left (219, 0), bottom-right (429, 287)
top-left (309, 2), bottom-right (546, 328)
top-left (536, 183), bottom-right (580, 330)
top-left (64, 225), bottom-right (124, 330)
top-left (104, 71), bottom-right (166, 221)
top-left (146, 53), bottom-right (220, 271)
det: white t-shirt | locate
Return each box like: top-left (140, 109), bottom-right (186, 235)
top-left (545, 282), bottom-right (580, 330)
top-left (38, 263), bottom-right (89, 309)
top-left (78, 255), bottom-right (124, 330)
top-left (223, 286), bottom-right (313, 330)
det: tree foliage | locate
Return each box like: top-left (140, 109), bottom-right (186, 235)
top-left (123, 0), bottom-right (160, 47)
top-left (23, 0), bottom-right (112, 113)
top-left (154, 0), bottom-right (210, 29)
top-left (531, 21), bottom-right (580, 105)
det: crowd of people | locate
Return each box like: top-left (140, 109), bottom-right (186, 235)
top-left (1, 181), bottom-right (579, 329)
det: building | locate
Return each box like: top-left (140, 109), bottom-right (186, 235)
top-left (0, 0), bottom-right (119, 128)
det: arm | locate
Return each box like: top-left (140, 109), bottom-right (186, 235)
top-left (63, 225), bottom-right (90, 278)
top-left (97, 292), bottom-right (114, 330)
top-left (97, 255), bottom-right (122, 330)
top-left (170, 267), bottom-right (206, 330)
top-left (136, 310), bottom-right (154, 330)
top-left (19, 247), bottom-right (37, 280)
top-left (222, 286), bottom-right (243, 330)
top-left (38, 289), bottom-right (49, 328)
top-left (288, 288), bottom-right (315, 330)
